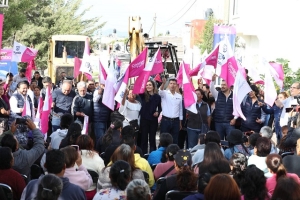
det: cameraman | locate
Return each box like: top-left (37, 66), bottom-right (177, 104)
top-left (0, 119), bottom-right (44, 180)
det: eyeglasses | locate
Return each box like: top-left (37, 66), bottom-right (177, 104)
top-left (290, 87), bottom-right (299, 89)
top-left (89, 84), bottom-right (95, 86)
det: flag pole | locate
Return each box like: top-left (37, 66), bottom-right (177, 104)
top-left (80, 71), bottom-right (84, 81)
top-left (9, 32), bottom-right (16, 73)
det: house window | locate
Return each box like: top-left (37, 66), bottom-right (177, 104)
top-left (233, 0), bottom-right (239, 16)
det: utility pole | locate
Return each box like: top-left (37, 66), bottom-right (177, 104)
top-left (153, 13), bottom-right (156, 38)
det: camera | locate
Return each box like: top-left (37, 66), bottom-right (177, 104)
top-left (16, 118), bottom-right (27, 125)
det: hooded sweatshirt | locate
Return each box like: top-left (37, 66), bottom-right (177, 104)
top-left (50, 129), bottom-right (68, 149)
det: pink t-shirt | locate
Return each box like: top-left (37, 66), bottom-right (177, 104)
top-left (266, 173), bottom-right (300, 195)
top-left (153, 161), bottom-right (177, 180)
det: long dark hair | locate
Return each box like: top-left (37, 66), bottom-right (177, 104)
top-left (65, 123), bottom-right (82, 146)
top-left (144, 80), bottom-right (157, 102)
top-left (102, 120), bottom-right (123, 145)
top-left (241, 165), bottom-right (270, 200)
top-left (110, 160), bottom-right (131, 190)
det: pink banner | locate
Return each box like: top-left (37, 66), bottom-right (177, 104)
top-left (0, 49), bottom-right (12, 61)
top-left (0, 14), bottom-right (3, 51)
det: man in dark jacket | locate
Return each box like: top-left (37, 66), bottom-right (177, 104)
top-left (93, 86), bottom-right (111, 143)
top-left (21, 149), bottom-right (86, 200)
top-left (210, 75), bottom-right (236, 140)
top-left (71, 81), bottom-right (93, 124)
top-left (186, 89), bottom-right (211, 149)
top-left (240, 85), bottom-right (266, 133)
top-left (31, 71), bottom-right (43, 89)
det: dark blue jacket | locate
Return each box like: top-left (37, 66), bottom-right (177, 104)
top-left (214, 92), bottom-right (234, 123)
top-left (93, 93), bottom-right (111, 123)
top-left (72, 93), bottom-right (93, 123)
top-left (241, 96), bottom-right (265, 131)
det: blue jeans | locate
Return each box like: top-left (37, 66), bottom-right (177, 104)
top-left (187, 128), bottom-right (201, 149)
top-left (214, 122), bottom-right (235, 140)
top-left (160, 118), bottom-right (180, 145)
top-left (94, 122), bottom-right (107, 143)
top-left (52, 115), bottom-right (61, 133)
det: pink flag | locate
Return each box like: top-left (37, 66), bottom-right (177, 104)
top-left (79, 38), bottom-right (93, 77)
top-left (264, 61), bottom-right (277, 106)
top-left (182, 61), bottom-right (197, 114)
top-left (150, 49), bottom-right (164, 75)
top-left (189, 62), bottom-right (205, 77)
top-left (115, 69), bottom-right (130, 103)
top-left (99, 60), bottom-right (107, 84)
top-left (205, 45), bottom-right (219, 68)
top-left (132, 49), bottom-right (159, 94)
top-left (84, 73), bottom-right (92, 80)
top-left (0, 14), bottom-right (4, 51)
top-left (12, 41), bottom-right (38, 62)
top-left (74, 57), bottom-right (81, 78)
top-left (269, 62), bottom-right (284, 89)
top-left (199, 65), bottom-right (214, 86)
top-left (25, 60), bottom-right (36, 82)
top-left (189, 46), bottom-right (219, 77)
top-left (232, 69), bottom-right (252, 120)
top-left (217, 37), bottom-right (238, 87)
top-left (177, 63), bottom-right (190, 85)
top-left (41, 86), bottom-right (52, 134)
top-left (21, 100), bottom-right (27, 117)
top-left (128, 48), bottom-right (147, 78)
top-left (154, 74), bottom-right (162, 82)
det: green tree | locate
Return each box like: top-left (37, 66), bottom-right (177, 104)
top-left (2, 0), bottom-right (105, 70)
top-left (275, 58), bottom-right (300, 91)
top-left (197, 16), bottom-right (221, 54)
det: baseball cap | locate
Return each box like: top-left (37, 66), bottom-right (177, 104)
top-left (174, 149), bottom-right (192, 167)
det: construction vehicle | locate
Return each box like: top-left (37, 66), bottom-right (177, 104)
top-left (47, 35), bottom-right (89, 84)
top-left (127, 16), bottom-right (180, 77)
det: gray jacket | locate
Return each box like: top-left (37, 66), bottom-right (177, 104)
top-left (12, 128), bottom-right (45, 179)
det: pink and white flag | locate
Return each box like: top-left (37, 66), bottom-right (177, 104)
top-left (149, 48), bottom-right (164, 75)
top-left (115, 68), bottom-right (130, 103)
top-left (199, 65), bottom-right (214, 86)
top-left (81, 115), bottom-right (89, 135)
top-left (99, 60), bottom-right (107, 84)
top-left (232, 69), bottom-right (252, 120)
top-left (79, 38), bottom-right (93, 77)
top-left (40, 86), bottom-right (52, 134)
top-left (102, 58), bottom-right (117, 110)
top-left (263, 60), bottom-right (277, 106)
top-left (269, 62), bottom-right (284, 89)
top-left (12, 41), bottom-right (38, 62)
top-left (182, 62), bottom-right (197, 114)
top-left (177, 63), bottom-right (190, 85)
top-left (128, 48), bottom-right (147, 78)
top-left (217, 36), bottom-right (238, 87)
top-left (189, 45), bottom-right (219, 77)
top-left (247, 66), bottom-right (264, 85)
top-left (132, 49), bottom-right (160, 94)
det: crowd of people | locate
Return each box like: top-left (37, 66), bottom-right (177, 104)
top-left (0, 68), bottom-right (300, 200)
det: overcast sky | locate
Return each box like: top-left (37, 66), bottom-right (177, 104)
top-left (81, 0), bottom-right (208, 37)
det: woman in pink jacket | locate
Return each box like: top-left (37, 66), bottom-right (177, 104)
top-left (60, 146), bottom-right (93, 191)
top-left (265, 153), bottom-right (300, 195)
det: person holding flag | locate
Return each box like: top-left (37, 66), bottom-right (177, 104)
top-left (139, 80), bottom-right (162, 153)
top-left (159, 78), bottom-right (183, 145)
top-left (210, 74), bottom-right (236, 140)
top-left (9, 81), bottom-right (34, 122)
top-left (186, 89), bottom-right (211, 149)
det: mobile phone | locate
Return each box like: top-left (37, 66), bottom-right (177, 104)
top-left (16, 118), bottom-right (27, 124)
top-left (71, 145), bottom-right (79, 152)
top-left (286, 107), bottom-right (293, 113)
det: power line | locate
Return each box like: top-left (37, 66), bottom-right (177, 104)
top-left (160, 0), bottom-right (197, 27)
top-left (158, 0), bottom-right (194, 24)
